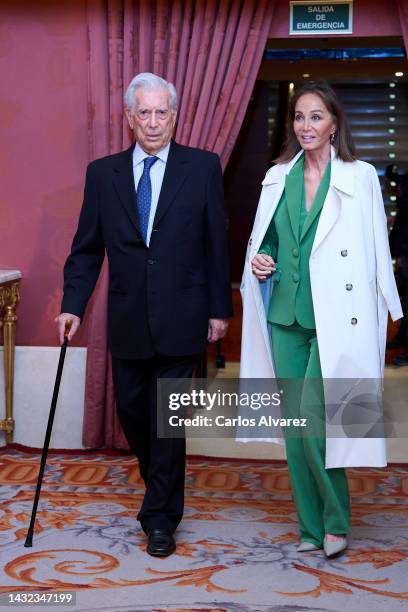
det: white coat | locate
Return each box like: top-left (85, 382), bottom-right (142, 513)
top-left (239, 146), bottom-right (403, 468)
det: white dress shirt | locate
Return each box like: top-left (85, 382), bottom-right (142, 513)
top-left (132, 141), bottom-right (170, 245)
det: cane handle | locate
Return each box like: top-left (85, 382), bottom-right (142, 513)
top-left (64, 319), bottom-right (73, 338)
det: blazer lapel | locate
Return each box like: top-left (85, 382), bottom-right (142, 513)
top-left (300, 161), bottom-right (330, 242)
top-left (284, 157), bottom-right (304, 243)
top-left (112, 144), bottom-right (141, 235)
top-left (153, 140), bottom-right (189, 229)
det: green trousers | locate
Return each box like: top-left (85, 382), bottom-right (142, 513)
top-left (271, 322), bottom-right (350, 546)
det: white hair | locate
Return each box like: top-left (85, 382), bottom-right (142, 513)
top-left (124, 72), bottom-right (177, 111)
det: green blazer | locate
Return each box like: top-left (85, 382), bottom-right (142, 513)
top-left (259, 155), bottom-right (331, 329)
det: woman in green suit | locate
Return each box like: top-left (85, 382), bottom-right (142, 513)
top-left (251, 82), bottom-right (353, 558)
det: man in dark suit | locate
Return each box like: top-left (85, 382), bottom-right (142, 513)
top-left (56, 73), bottom-right (233, 557)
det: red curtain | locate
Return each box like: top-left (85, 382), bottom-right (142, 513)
top-left (398, 0), bottom-right (408, 49)
top-left (82, 0), bottom-right (276, 448)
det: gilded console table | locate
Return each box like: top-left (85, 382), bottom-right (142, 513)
top-left (0, 270), bottom-right (21, 443)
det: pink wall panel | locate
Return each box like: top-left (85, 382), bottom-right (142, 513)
top-left (270, 0), bottom-right (402, 38)
top-left (0, 1), bottom-right (90, 347)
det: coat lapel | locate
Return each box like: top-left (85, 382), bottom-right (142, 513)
top-left (253, 149), bottom-right (304, 253)
top-left (112, 140), bottom-right (190, 237)
top-left (253, 183), bottom-right (285, 254)
top-left (310, 188), bottom-right (340, 255)
top-left (311, 147), bottom-right (355, 255)
top-left (153, 140), bottom-right (189, 228)
top-left (112, 144), bottom-right (141, 235)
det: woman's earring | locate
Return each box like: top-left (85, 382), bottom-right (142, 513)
top-left (330, 132), bottom-right (336, 144)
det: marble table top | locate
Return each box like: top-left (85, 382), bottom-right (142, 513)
top-left (0, 270), bottom-right (22, 283)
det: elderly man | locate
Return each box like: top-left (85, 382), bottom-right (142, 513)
top-left (57, 73), bottom-right (233, 556)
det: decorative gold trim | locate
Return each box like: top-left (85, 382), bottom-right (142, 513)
top-left (0, 418), bottom-right (15, 434)
top-left (0, 279), bottom-right (20, 443)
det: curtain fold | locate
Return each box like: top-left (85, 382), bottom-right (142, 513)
top-left (398, 0), bottom-right (408, 50)
top-left (82, 0), bottom-right (276, 448)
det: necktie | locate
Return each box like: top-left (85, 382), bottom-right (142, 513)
top-left (136, 156), bottom-right (158, 243)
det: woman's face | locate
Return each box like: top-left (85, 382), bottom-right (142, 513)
top-left (293, 93), bottom-right (336, 155)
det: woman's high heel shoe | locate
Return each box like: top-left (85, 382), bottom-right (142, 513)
top-left (323, 535), bottom-right (347, 557)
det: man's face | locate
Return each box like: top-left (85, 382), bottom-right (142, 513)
top-left (126, 87), bottom-right (177, 155)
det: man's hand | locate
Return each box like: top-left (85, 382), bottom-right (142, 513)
top-left (55, 313), bottom-right (81, 345)
top-left (207, 318), bottom-right (229, 343)
top-left (251, 253), bottom-right (276, 280)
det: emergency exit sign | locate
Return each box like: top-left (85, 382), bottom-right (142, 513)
top-left (290, 1), bottom-right (353, 35)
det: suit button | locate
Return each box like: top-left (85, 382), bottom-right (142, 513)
top-left (147, 259), bottom-right (155, 265)
top-left (292, 248), bottom-right (299, 257)
top-left (351, 317), bottom-right (357, 325)
top-left (292, 272), bottom-right (299, 282)
top-left (249, 238), bottom-right (252, 246)
top-left (346, 283), bottom-right (353, 291)
top-left (341, 249), bottom-right (348, 257)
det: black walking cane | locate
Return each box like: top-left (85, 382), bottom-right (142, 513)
top-left (24, 319), bottom-right (72, 547)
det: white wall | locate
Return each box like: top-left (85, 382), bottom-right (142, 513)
top-left (0, 347), bottom-right (86, 448)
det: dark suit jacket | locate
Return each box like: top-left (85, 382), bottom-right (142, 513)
top-left (61, 140), bottom-right (233, 358)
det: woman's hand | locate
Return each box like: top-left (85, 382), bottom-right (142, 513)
top-left (251, 254), bottom-right (276, 280)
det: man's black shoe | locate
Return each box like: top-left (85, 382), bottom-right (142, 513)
top-left (146, 529), bottom-right (176, 557)
top-left (392, 352), bottom-right (408, 367)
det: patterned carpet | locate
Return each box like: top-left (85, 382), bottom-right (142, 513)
top-left (0, 448), bottom-right (408, 611)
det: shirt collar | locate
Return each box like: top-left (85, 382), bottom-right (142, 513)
top-left (133, 141), bottom-right (170, 166)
